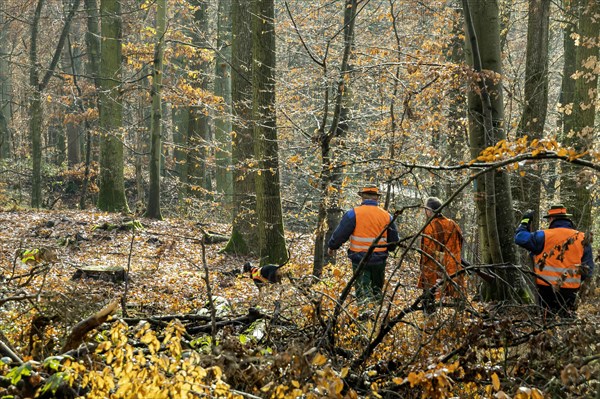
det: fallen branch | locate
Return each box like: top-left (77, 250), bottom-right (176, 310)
top-left (61, 299), bottom-right (120, 352)
top-left (187, 308), bottom-right (267, 334)
top-left (0, 339), bottom-right (22, 364)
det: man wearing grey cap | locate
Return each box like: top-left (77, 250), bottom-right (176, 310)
top-left (418, 196), bottom-right (464, 313)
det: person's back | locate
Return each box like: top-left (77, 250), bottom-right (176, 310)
top-left (418, 197), bottom-right (464, 312)
top-left (515, 205), bottom-right (594, 317)
top-left (327, 185), bottom-right (399, 304)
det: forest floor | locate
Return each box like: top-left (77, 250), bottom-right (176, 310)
top-left (1, 209), bottom-right (599, 398)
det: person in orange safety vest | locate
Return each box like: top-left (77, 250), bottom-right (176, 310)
top-left (327, 185), bottom-right (399, 305)
top-left (418, 197), bottom-right (464, 314)
top-left (515, 205), bottom-right (594, 317)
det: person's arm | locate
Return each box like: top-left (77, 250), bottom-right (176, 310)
top-left (327, 210), bottom-right (356, 251)
top-left (581, 243), bottom-right (595, 280)
top-left (514, 220), bottom-right (545, 255)
top-left (386, 217), bottom-right (400, 252)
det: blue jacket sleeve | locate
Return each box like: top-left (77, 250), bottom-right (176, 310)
top-left (327, 209), bottom-right (356, 250)
top-left (582, 244), bottom-right (595, 280)
top-left (386, 217), bottom-right (400, 252)
top-left (514, 225), bottom-right (545, 255)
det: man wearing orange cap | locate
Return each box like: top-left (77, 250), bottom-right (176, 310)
top-left (515, 205), bottom-right (594, 317)
top-left (327, 184), bottom-right (399, 304)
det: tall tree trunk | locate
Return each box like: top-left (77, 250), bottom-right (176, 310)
top-left (463, 0), bottom-right (518, 301)
top-left (222, 0), bottom-right (258, 255)
top-left (252, 0), bottom-right (287, 265)
top-left (513, 0), bottom-right (550, 233)
top-left (312, 0), bottom-right (357, 277)
top-left (560, 0), bottom-right (598, 231)
top-left (214, 0), bottom-right (233, 204)
top-left (0, 0), bottom-right (12, 159)
top-left (97, 0), bottom-right (129, 212)
top-left (146, 0), bottom-right (166, 220)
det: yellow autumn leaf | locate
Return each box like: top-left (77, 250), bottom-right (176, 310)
top-left (340, 367), bottom-right (349, 378)
top-left (312, 353), bottom-right (327, 366)
top-left (491, 373), bottom-right (501, 391)
top-left (531, 387), bottom-right (544, 399)
top-left (260, 381), bottom-right (274, 392)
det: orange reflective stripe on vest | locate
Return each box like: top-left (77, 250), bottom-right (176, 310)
top-left (533, 228), bottom-right (584, 289)
top-left (349, 205), bottom-right (390, 253)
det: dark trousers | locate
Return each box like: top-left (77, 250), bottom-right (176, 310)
top-left (351, 262), bottom-right (386, 304)
top-left (537, 284), bottom-right (578, 318)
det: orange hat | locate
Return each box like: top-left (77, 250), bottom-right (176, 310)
top-left (357, 185), bottom-right (381, 196)
top-left (542, 205), bottom-right (572, 218)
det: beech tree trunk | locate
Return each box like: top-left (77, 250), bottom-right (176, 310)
top-left (463, 0), bottom-right (520, 301)
top-left (223, 0), bottom-right (258, 255)
top-left (97, 0), bottom-right (129, 212)
top-left (214, 0), bottom-right (233, 203)
top-left (0, 0), bottom-right (12, 160)
top-left (513, 0), bottom-right (550, 233)
top-left (252, 0), bottom-right (287, 265)
top-left (146, 0), bottom-right (166, 220)
top-left (560, 0), bottom-right (598, 231)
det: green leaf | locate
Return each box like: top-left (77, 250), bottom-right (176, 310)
top-left (6, 363), bottom-right (32, 385)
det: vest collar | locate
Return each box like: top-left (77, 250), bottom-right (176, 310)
top-left (361, 199), bottom-right (379, 206)
top-left (549, 218), bottom-right (574, 229)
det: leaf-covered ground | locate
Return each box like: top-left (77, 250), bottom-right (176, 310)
top-left (1, 209), bottom-right (599, 398)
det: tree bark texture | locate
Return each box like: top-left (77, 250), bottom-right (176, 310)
top-left (252, 0), bottom-right (287, 265)
top-left (214, 0), bottom-right (233, 201)
top-left (97, 0), bottom-right (129, 212)
top-left (512, 0), bottom-right (550, 233)
top-left (312, 0), bottom-right (357, 276)
top-left (223, 0), bottom-right (258, 255)
top-left (146, 0), bottom-right (166, 220)
top-left (463, 0), bottom-right (519, 301)
top-left (0, 0), bottom-right (12, 159)
top-left (560, 0), bottom-right (598, 231)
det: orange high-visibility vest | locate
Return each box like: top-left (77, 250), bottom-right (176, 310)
top-left (418, 216), bottom-right (464, 297)
top-left (533, 228), bottom-right (584, 289)
top-left (251, 267), bottom-right (270, 283)
top-left (349, 205), bottom-right (391, 253)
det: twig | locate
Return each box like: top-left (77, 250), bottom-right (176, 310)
top-left (122, 229), bottom-right (136, 317)
top-left (186, 233), bottom-right (216, 350)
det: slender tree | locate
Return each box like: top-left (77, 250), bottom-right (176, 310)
top-left (80, 0), bottom-right (101, 209)
top-left (97, 0), bottom-right (129, 212)
top-left (188, 0), bottom-right (211, 196)
top-left (312, 0), bottom-right (357, 276)
top-left (214, 0), bottom-right (233, 201)
top-left (0, 0), bottom-right (11, 159)
top-left (146, 0), bottom-right (166, 220)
